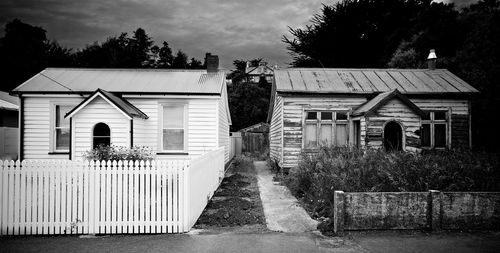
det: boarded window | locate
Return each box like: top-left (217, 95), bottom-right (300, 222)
top-left (304, 124), bottom-right (317, 148)
top-left (320, 124), bottom-right (332, 146)
top-left (162, 105), bottom-right (185, 151)
top-left (335, 124), bottom-right (348, 146)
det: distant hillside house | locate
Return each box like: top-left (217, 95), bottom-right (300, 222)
top-left (12, 55), bottom-right (232, 163)
top-left (268, 66), bottom-right (479, 169)
top-left (245, 61), bottom-right (277, 83)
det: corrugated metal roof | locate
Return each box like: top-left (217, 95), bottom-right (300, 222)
top-left (0, 91), bottom-right (18, 110)
top-left (275, 68), bottom-right (479, 94)
top-left (12, 68), bottom-right (226, 94)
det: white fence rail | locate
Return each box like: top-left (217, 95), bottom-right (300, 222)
top-left (0, 147), bottom-right (225, 235)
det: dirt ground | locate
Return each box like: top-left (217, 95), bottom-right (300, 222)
top-left (193, 155), bottom-right (267, 232)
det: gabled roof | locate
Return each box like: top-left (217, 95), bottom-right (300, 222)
top-left (12, 68), bottom-right (226, 95)
top-left (0, 91), bottom-right (18, 111)
top-left (274, 68), bottom-right (479, 95)
top-left (65, 89), bottom-right (148, 119)
top-left (352, 89), bottom-right (425, 117)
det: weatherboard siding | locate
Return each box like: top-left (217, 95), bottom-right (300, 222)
top-left (127, 97), bottom-right (219, 160)
top-left (23, 96), bottom-right (83, 160)
top-left (274, 95), bottom-right (471, 169)
top-left (269, 95), bottom-right (283, 166)
top-left (72, 97), bottom-right (130, 159)
top-left (218, 85), bottom-right (230, 164)
top-left (281, 96), bottom-right (367, 168)
top-left (22, 95), bottom-right (223, 161)
top-left (364, 98), bottom-right (421, 149)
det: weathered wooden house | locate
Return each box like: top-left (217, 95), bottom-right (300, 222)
top-left (11, 55), bottom-right (232, 164)
top-left (268, 60), bottom-right (479, 169)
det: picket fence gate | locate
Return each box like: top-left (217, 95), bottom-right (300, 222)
top-left (0, 147), bottom-right (225, 235)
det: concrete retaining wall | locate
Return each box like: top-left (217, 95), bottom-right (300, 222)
top-left (333, 191), bottom-right (500, 233)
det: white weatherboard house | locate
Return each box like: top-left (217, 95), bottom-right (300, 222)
top-left (11, 56), bottom-right (232, 164)
top-left (268, 59), bottom-right (479, 169)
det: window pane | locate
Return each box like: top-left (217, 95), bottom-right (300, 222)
top-left (336, 112), bottom-right (348, 120)
top-left (93, 123), bottom-right (110, 137)
top-left (320, 124), bottom-right (332, 146)
top-left (421, 124), bottom-right (431, 147)
top-left (56, 105), bottom-right (71, 128)
top-left (434, 111), bottom-right (446, 120)
top-left (422, 112), bottom-right (431, 121)
top-left (321, 112), bottom-right (332, 120)
top-left (93, 137), bottom-right (110, 149)
top-left (335, 124), bottom-right (348, 146)
top-left (304, 124), bottom-right (317, 148)
top-left (306, 112), bottom-right (317, 120)
top-left (435, 124), bottom-right (446, 148)
top-left (163, 105), bottom-right (184, 128)
top-left (163, 129), bottom-right (184, 150)
top-left (56, 128), bottom-right (70, 150)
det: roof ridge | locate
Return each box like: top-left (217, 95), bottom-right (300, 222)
top-left (277, 68), bottom-right (449, 72)
top-left (44, 67), bottom-right (210, 72)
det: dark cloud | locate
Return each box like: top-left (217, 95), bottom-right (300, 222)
top-left (0, 0), bottom-right (330, 67)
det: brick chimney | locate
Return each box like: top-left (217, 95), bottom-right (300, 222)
top-left (205, 53), bottom-right (219, 72)
top-left (427, 49), bottom-right (437, 70)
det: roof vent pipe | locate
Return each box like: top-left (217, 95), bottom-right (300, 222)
top-left (427, 49), bottom-right (437, 70)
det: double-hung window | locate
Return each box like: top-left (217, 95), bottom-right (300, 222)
top-left (421, 111), bottom-right (448, 148)
top-left (53, 105), bottom-right (72, 152)
top-left (161, 104), bottom-right (187, 152)
top-left (304, 111), bottom-right (349, 149)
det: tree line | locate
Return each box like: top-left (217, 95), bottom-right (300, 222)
top-left (0, 19), bottom-right (205, 92)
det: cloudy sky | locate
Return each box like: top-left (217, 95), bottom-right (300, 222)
top-left (0, 0), bottom-right (476, 68)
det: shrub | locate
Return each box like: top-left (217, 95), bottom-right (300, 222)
top-left (83, 145), bottom-right (154, 161)
top-left (284, 146), bottom-right (500, 221)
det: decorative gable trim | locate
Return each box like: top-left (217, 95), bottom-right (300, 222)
top-left (352, 89), bottom-right (425, 117)
top-left (65, 89), bottom-right (148, 120)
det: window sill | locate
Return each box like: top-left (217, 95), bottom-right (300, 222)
top-left (156, 152), bottom-right (189, 155)
top-left (48, 152), bottom-right (70, 155)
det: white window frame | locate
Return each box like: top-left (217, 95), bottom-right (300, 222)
top-left (421, 110), bottom-right (450, 149)
top-left (50, 103), bottom-right (74, 153)
top-left (303, 110), bottom-right (349, 149)
top-left (159, 103), bottom-right (188, 153)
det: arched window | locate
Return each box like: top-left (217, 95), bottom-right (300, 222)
top-left (93, 123), bottom-right (110, 149)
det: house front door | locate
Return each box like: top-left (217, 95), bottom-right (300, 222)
top-left (384, 121), bottom-right (403, 151)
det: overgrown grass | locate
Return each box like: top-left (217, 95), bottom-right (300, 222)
top-left (282, 146), bottom-right (500, 222)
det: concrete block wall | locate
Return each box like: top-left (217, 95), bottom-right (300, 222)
top-left (333, 191), bottom-right (500, 233)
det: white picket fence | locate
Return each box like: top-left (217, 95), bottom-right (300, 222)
top-left (0, 147), bottom-right (225, 235)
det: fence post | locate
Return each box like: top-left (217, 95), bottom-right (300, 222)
top-left (333, 191), bottom-right (345, 234)
top-left (428, 190), bottom-right (442, 231)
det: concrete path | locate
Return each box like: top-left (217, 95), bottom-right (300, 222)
top-left (254, 161), bottom-right (319, 233)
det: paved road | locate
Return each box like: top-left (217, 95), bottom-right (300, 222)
top-left (0, 232), bottom-right (336, 253)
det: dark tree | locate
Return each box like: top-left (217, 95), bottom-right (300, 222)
top-left (172, 50), bottom-right (188, 68)
top-left (158, 41), bottom-right (174, 68)
top-left (130, 28), bottom-right (154, 67)
top-left (0, 19), bottom-right (74, 91)
top-left (283, 0), bottom-right (450, 68)
top-left (188, 58), bottom-right (204, 69)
